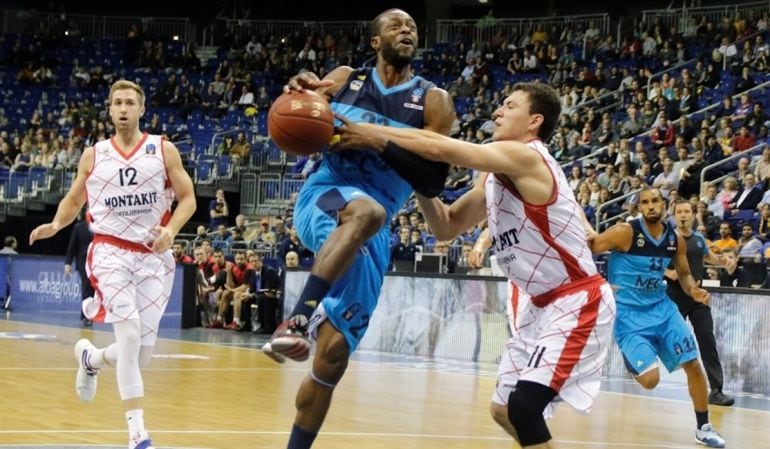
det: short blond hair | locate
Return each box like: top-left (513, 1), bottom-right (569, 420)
top-left (108, 79), bottom-right (145, 105)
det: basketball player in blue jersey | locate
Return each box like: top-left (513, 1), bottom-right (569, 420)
top-left (665, 200), bottom-right (736, 406)
top-left (588, 188), bottom-right (726, 448)
top-left (262, 9), bottom-right (455, 449)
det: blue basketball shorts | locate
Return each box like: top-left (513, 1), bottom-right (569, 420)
top-left (614, 298), bottom-right (699, 375)
top-left (293, 171), bottom-right (391, 352)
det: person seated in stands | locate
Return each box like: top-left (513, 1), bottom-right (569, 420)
top-left (211, 252), bottom-right (254, 330)
top-left (215, 135), bottom-right (234, 156)
top-left (651, 114), bottom-right (676, 147)
top-left (444, 165), bottom-right (471, 191)
top-left (736, 222), bottom-right (763, 260)
top-left (254, 218), bottom-right (276, 245)
top-left (726, 173), bottom-right (762, 217)
top-left (240, 254), bottom-right (281, 334)
top-left (710, 222), bottom-right (738, 254)
top-left (193, 246), bottom-right (217, 326)
top-left (229, 132), bottom-right (251, 165)
top-left (228, 228), bottom-right (247, 251)
top-left (172, 243), bottom-right (193, 264)
top-left (12, 142), bottom-right (33, 172)
top-left (211, 224), bottom-right (231, 251)
top-left (757, 204), bottom-right (770, 239)
top-left (390, 226), bottom-right (417, 269)
top-left (719, 248), bottom-right (751, 288)
top-left (192, 225), bottom-right (209, 245)
top-left (277, 226), bottom-right (310, 267)
top-left (432, 241), bottom-right (457, 274)
top-left (234, 214), bottom-right (247, 235)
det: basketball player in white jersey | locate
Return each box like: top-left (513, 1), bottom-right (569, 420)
top-left (335, 82), bottom-right (616, 448)
top-left (29, 80), bottom-right (196, 449)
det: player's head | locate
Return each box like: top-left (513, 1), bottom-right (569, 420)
top-left (193, 246), bottom-right (205, 263)
top-left (638, 187), bottom-right (665, 224)
top-left (108, 80), bottom-right (145, 130)
top-left (172, 243), bottom-right (184, 257)
top-left (672, 199), bottom-right (694, 231)
top-left (370, 9), bottom-right (417, 68)
top-left (492, 83), bottom-right (560, 143)
top-left (234, 252), bottom-right (246, 267)
top-left (213, 249), bottom-right (225, 264)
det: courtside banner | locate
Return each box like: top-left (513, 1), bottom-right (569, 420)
top-left (7, 255), bottom-right (184, 328)
top-left (285, 270), bottom-right (770, 396)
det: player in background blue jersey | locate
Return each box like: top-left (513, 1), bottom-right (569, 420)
top-left (261, 9), bottom-right (456, 449)
top-left (588, 188), bottom-right (726, 448)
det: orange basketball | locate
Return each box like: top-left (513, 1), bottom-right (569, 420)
top-left (267, 90), bottom-right (335, 156)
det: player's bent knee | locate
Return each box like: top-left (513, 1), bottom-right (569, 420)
top-left (490, 403), bottom-right (517, 436)
top-left (636, 370), bottom-right (660, 390)
top-left (507, 381), bottom-right (556, 446)
top-left (346, 200), bottom-right (386, 234)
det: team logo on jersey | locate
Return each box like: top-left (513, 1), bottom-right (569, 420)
top-left (342, 303), bottom-right (361, 321)
top-left (411, 87), bottom-right (424, 103)
top-left (145, 144), bottom-right (156, 154)
top-left (667, 237), bottom-right (677, 251)
top-left (636, 233), bottom-right (646, 247)
top-left (350, 80), bottom-right (364, 91)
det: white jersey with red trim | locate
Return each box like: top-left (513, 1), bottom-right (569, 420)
top-left (86, 134), bottom-right (174, 245)
top-left (484, 139), bottom-right (597, 297)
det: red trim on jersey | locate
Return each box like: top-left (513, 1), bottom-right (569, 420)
top-left (509, 282), bottom-right (520, 331)
top-left (523, 201), bottom-right (588, 283)
top-left (160, 210), bottom-right (171, 226)
top-left (93, 234), bottom-right (152, 253)
top-left (493, 143), bottom-right (557, 206)
top-left (549, 281), bottom-right (603, 392)
top-left (86, 243), bottom-right (107, 323)
top-left (160, 137), bottom-right (172, 189)
top-left (530, 274), bottom-right (604, 307)
top-left (110, 133), bottom-right (148, 161)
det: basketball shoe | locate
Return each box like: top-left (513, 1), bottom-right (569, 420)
top-left (129, 432), bottom-right (154, 449)
top-left (74, 338), bottom-right (99, 402)
top-left (262, 315), bottom-right (310, 362)
top-left (695, 423), bottom-right (726, 448)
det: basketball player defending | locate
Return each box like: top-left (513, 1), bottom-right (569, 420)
top-left (263, 9), bottom-right (455, 449)
top-left (588, 188), bottom-right (725, 447)
top-left (30, 80), bottom-right (196, 449)
top-left (335, 83), bottom-right (616, 449)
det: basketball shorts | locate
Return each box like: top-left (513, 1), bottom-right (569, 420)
top-left (492, 275), bottom-right (616, 418)
top-left (295, 172), bottom-right (391, 352)
top-left (614, 297), bottom-right (699, 375)
top-left (84, 240), bottom-right (175, 346)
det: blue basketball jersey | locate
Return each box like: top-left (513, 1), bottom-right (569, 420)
top-left (323, 68), bottom-right (434, 217)
top-left (607, 219), bottom-right (679, 307)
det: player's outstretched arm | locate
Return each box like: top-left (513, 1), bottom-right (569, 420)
top-left (29, 148), bottom-right (93, 245)
top-left (587, 222), bottom-right (633, 254)
top-left (334, 117), bottom-right (542, 179)
top-left (154, 141), bottom-right (196, 253)
top-left (416, 177), bottom-right (487, 241)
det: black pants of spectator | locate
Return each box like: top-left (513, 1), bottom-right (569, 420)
top-left (671, 293), bottom-right (724, 391)
top-left (256, 294), bottom-right (279, 334)
top-left (77, 266), bottom-right (95, 320)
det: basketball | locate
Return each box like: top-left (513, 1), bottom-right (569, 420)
top-left (267, 90), bottom-right (335, 156)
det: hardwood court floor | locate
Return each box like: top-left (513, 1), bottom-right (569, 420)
top-left (0, 319), bottom-right (765, 449)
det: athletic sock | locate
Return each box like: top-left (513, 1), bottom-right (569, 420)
top-left (290, 274), bottom-right (331, 320)
top-left (126, 409), bottom-right (147, 442)
top-left (695, 410), bottom-right (709, 429)
top-left (287, 424), bottom-right (317, 449)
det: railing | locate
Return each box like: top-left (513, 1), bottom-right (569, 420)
top-left (435, 13), bottom-right (610, 46)
top-left (1, 9), bottom-right (194, 42)
top-left (700, 142), bottom-right (767, 196)
top-left (595, 188), bottom-right (641, 230)
top-left (565, 80), bottom-right (770, 170)
top-left (641, 1), bottom-right (770, 32)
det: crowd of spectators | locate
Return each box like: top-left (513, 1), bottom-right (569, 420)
top-left (4, 8), bottom-right (770, 292)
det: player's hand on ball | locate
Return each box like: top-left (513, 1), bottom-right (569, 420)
top-left (284, 72), bottom-right (334, 93)
top-left (151, 226), bottom-right (174, 253)
top-left (333, 113), bottom-right (379, 150)
top-left (692, 287), bottom-right (710, 304)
